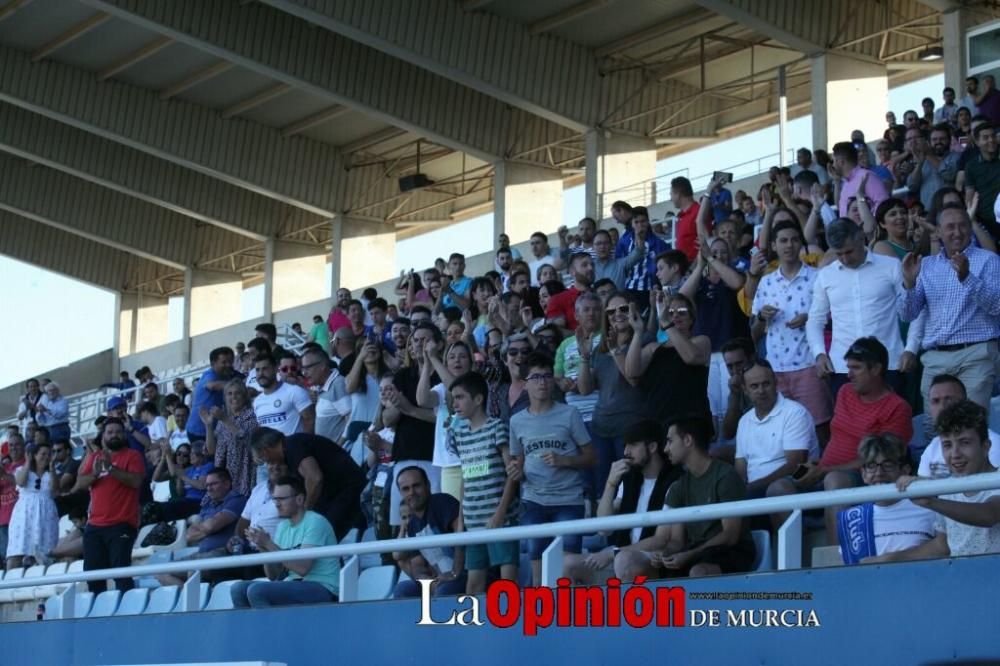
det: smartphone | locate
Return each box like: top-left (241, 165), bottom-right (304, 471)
top-left (713, 171), bottom-right (734, 185)
top-left (792, 464), bottom-right (810, 481)
top-left (366, 330), bottom-right (379, 345)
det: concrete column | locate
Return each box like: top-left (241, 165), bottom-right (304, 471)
top-left (329, 217), bottom-right (343, 294)
top-left (584, 130), bottom-right (657, 221)
top-left (943, 9), bottom-right (969, 95)
top-left (263, 238), bottom-right (275, 323)
top-left (333, 216), bottom-right (396, 291)
top-left (182, 269), bottom-right (193, 365)
top-left (810, 53), bottom-right (887, 151)
top-left (118, 291), bottom-right (169, 357)
top-left (494, 162), bottom-right (564, 245)
top-left (189, 268), bottom-right (243, 337)
top-left (272, 240), bottom-right (330, 313)
top-left (111, 292), bottom-right (123, 376)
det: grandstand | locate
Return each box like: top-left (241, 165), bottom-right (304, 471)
top-left (4, 1), bottom-right (1000, 665)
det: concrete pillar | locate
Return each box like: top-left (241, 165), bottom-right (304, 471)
top-left (182, 269), bottom-right (193, 365)
top-left (494, 162), bottom-right (564, 245)
top-left (943, 9), bottom-right (969, 94)
top-left (188, 268), bottom-right (243, 337)
top-left (333, 216), bottom-right (396, 291)
top-left (810, 53), bottom-right (887, 151)
top-left (118, 292), bottom-right (169, 357)
top-left (271, 240), bottom-right (329, 312)
top-left (112, 292), bottom-right (122, 376)
top-left (584, 130), bottom-right (657, 221)
top-left (263, 238), bottom-right (275, 323)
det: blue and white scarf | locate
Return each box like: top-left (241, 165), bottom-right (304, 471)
top-left (837, 503), bottom-right (876, 565)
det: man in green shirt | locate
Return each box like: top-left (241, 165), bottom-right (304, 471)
top-left (615, 415), bottom-right (755, 579)
top-left (230, 475), bottom-right (340, 607)
top-left (307, 315), bottom-right (330, 353)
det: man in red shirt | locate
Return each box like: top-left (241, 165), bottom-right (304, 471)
top-left (671, 176), bottom-right (703, 262)
top-left (76, 418), bottom-right (145, 593)
top-left (326, 288), bottom-right (352, 336)
top-left (770, 337), bottom-right (912, 543)
top-left (545, 253), bottom-right (595, 332)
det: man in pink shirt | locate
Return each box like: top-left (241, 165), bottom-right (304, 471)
top-left (327, 288), bottom-right (351, 336)
top-left (834, 141), bottom-right (890, 215)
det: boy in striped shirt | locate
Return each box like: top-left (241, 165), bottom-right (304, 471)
top-left (449, 372), bottom-right (520, 594)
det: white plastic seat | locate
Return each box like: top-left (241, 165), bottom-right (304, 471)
top-left (143, 586), bottom-right (179, 614)
top-left (751, 530), bottom-right (774, 572)
top-left (113, 588), bottom-right (149, 616)
top-left (173, 545), bottom-right (200, 561)
top-left (65, 559), bottom-right (88, 592)
top-left (359, 527), bottom-right (381, 570)
top-left (73, 591), bottom-right (95, 618)
top-left (134, 521), bottom-right (188, 560)
top-left (7, 565), bottom-right (43, 602)
top-left (136, 550), bottom-right (172, 589)
top-left (88, 590), bottom-right (121, 617)
top-left (31, 562), bottom-right (69, 600)
top-left (340, 528), bottom-right (360, 545)
top-left (58, 515), bottom-right (75, 538)
top-left (172, 583), bottom-right (209, 612)
top-left (204, 580), bottom-right (239, 611)
top-left (357, 565), bottom-right (397, 601)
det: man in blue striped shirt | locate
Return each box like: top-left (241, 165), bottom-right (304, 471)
top-left (614, 206), bottom-right (670, 302)
top-left (900, 203), bottom-right (1000, 408)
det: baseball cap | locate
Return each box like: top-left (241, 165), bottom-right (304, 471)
top-left (107, 396), bottom-right (127, 411)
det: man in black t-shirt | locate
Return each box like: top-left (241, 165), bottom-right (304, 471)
top-left (391, 466), bottom-right (466, 598)
top-left (250, 428), bottom-right (366, 540)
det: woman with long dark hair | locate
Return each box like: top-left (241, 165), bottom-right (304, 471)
top-left (5, 442), bottom-right (57, 568)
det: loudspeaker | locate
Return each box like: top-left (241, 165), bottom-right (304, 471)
top-left (398, 173), bottom-right (433, 192)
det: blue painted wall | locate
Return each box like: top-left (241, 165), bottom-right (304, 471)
top-left (5, 555), bottom-right (1000, 666)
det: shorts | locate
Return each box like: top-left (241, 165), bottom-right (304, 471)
top-left (776, 368), bottom-right (832, 425)
top-left (465, 540), bottom-right (520, 570)
top-left (520, 500), bottom-right (584, 559)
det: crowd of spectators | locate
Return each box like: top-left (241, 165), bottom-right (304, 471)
top-left (2, 82), bottom-right (1000, 607)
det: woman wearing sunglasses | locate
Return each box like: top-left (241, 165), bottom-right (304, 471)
top-left (575, 293), bottom-right (650, 494)
top-left (624, 293), bottom-right (712, 429)
top-left (5, 442), bottom-right (58, 568)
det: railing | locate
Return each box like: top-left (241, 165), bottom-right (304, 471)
top-left (12, 472), bottom-right (1000, 618)
top-left (2, 325), bottom-right (310, 442)
top-left (601, 149), bottom-right (798, 212)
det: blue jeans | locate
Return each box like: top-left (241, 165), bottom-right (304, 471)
top-left (393, 574), bottom-right (467, 599)
top-left (230, 580), bottom-right (337, 608)
top-left (520, 500), bottom-right (584, 559)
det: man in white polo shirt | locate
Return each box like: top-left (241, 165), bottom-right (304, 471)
top-left (251, 354), bottom-right (315, 436)
top-left (735, 360), bottom-right (819, 527)
top-left (917, 374), bottom-right (1000, 479)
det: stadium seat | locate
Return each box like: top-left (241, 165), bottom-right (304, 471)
top-left (357, 566), bottom-right (398, 601)
top-left (72, 592), bottom-right (95, 618)
top-left (88, 591), bottom-right (121, 618)
top-left (132, 521), bottom-right (187, 560)
top-left (172, 583), bottom-right (209, 612)
top-left (751, 530), bottom-right (774, 572)
top-left (136, 550), bottom-right (173, 589)
top-left (57, 515), bottom-right (75, 539)
top-left (204, 580), bottom-right (239, 611)
top-left (359, 527), bottom-right (381, 570)
top-left (811, 546), bottom-right (843, 568)
top-left (7, 565), bottom-right (43, 602)
top-left (30, 562), bottom-right (69, 600)
top-left (143, 586), bottom-right (179, 614)
top-left (340, 528), bottom-right (360, 545)
top-left (172, 546), bottom-right (200, 561)
top-left (43, 590), bottom-right (95, 620)
top-left (65, 560), bottom-right (86, 592)
top-left (113, 588), bottom-right (149, 616)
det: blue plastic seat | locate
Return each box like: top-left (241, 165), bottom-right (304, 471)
top-left (358, 566), bottom-right (398, 601)
top-left (172, 583), bottom-right (210, 612)
top-left (88, 590), bottom-right (121, 618)
top-left (752, 530), bottom-right (773, 572)
top-left (143, 586), bottom-right (179, 614)
top-left (114, 588), bottom-right (150, 616)
top-left (204, 580), bottom-right (239, 611)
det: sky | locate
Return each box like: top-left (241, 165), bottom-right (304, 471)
top-left (0, 73), bottom-right (943, 385)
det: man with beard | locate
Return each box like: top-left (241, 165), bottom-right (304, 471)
top-left (188, 347), bottom-right (239, 444)
top-left (252, 355), bottom-right (314, 436)
top-left (546, 252), bottom-right (595, 332)
top-left (565, 420), bottom-right (681, 584)
top-left (327, 288), bottom-right (352, 337)
top-left (906, 125), bottom-right (959, 209)
top-left (75, 418), bottom-right (145, 593)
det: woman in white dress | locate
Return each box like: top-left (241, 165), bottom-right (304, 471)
top-left (6, 442), bottom-right (58, 568)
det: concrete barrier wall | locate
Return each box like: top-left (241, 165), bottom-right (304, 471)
top-left (0, 349), bottom-right (114, 417)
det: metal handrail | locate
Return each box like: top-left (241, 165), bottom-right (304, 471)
top-left (5, 473), bottom-right (999, 594)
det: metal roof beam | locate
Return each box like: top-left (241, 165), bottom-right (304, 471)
top-left (83, 0), bottom-right (546, 161)
top-left (692, 0), bottom-right (826, 54)
top-left (593, 9), bottom-right (715, 58)
top-left (97, 35), bottom-right (173, 81)
top-left (0, 103), bottom-right (326, 241)
top-left (0, 212), bottom-right (176, 294)
top-left (529, 0), bottom-right (611, 35)
top-left (0, 156), bottom-right (254, 270)
top-left (159, 60), bottom-right (233, 101)
top-left (255, 0), bottom-right (597, 132)
top-left (222, 83), bottom-right (292, 119)
top-left (30, 12), bottom-right (111, 62)
top-left (280, 105), bottom-right (350, 138)
top-left (0, 0), bottom-right (36, 24)
top-left (0, 41), bottom-right (344, 216)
